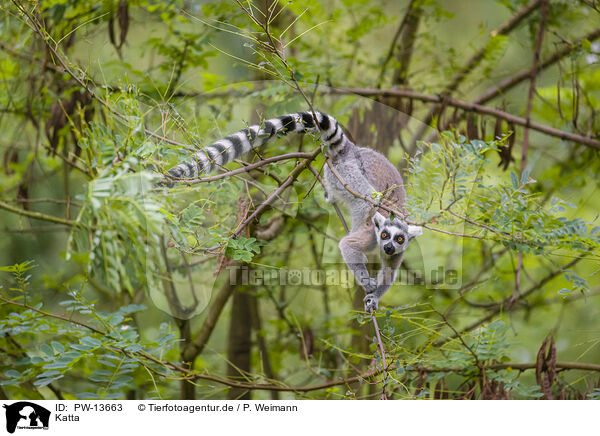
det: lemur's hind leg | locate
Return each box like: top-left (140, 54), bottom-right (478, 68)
top-left (363, 253), bottom-right (404, 312)
top-left (338, 223), bottom-right (377, 294)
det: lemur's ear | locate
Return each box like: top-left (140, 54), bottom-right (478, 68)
top-left (372, 212), bottom-right (385, 229)
top-left (407, 225), bottom-right (423, 239)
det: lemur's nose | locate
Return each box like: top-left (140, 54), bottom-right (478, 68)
top-left (383, 243), bottom-right (394, 255)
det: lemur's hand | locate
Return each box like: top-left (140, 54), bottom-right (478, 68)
top-left (363, 294), bottom-right (379, 312)
top-left (360, 278), bottom-right (378, 295)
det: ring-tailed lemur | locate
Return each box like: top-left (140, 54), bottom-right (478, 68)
top-left (163, 111), bottom-right (422, 311)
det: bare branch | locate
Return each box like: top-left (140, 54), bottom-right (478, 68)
top-left (231, 148), bottom-right (321, 238)
top-left (164, 152), bottom-right (313, 185)
top-left (332, 87), bottom-right (600, 149)
top-left (0, 199), bottom-right (78, 227)
top-left (438, 257), bottom-right (583, 345)
top-left (474, 27), bottom-right (600, 105)
top-left (410, 0), bottom-right (544, 147)
top-left (522, 0), bottom-right (548, 172)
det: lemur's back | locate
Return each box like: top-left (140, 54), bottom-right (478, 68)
top-left (357, 147), bottom-right (406, 210)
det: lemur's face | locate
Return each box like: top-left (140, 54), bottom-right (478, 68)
top-left (372, 212), bottom-right (422, 256)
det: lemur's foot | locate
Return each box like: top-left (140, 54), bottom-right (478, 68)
top-left (363, 294), bottom-right (379, 312)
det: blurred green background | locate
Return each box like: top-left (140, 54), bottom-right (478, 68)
top-left (0, 0), bottom-right (599, 400)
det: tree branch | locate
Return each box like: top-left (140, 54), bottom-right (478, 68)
top-left (231, 148), bottom-right (321, 238)
top-left (522, 0), bottom-right (548, 172)
top-left (0, 199), bottom-right (78, 227)
top-left (474, 27), bottom-right (600, 105)
top-left (164, 152), bottom-right (314, 185)
top-left (332, 87), bottom-right (600, 149)
top-left (376, 0), bottom-right (421, 88)
top-left (182, 266), bottom-right (241, 362)
top-left (409, 0), bottom-right (544, 147)
top-left (437, 257), bottom-right (583, 346)
top-left (3, 295), bottom-right (600, 395)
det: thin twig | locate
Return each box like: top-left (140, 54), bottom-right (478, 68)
top-left (231, 148), bottom-right (321, 238)
top-left (371, 314), bottom-right (388, 400)
top-left (164, 152), bottom-right (313, 185)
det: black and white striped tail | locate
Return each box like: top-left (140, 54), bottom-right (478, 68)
top-left (165, 111), bottom-right (349, 183)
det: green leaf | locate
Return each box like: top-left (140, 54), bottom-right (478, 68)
top-left (70, 343), bottom-right (94, 351)
top-left (125, 344), bottom-right (143, 352)
top-left (75, 392), bottom-right (100, 399)
top-left (510, 171), bottom-right (519, 189)
top-left (38, 370), bottom-right (61, 378)
top-left (43, 362), bottom-right (68, 370)
top-left (33, 377), bottom-right (62, 387)
top-left (80, 337), bottom-right (102, 348)
top-left (88, 375), bottom-right (109, 382)
top-left (40, 344), bottom-right (54, 357)
top-left (51, 341), bottom-right (65, 354)
top-left (114, 375), bottom-right (133, 384)
top-left (5, 370), bottom-right (22, 378)
top-left (582, 38), bottom-right (592, 52)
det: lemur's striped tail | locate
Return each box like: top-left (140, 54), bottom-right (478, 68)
top-left (165, 111), bottom-right (349, 183)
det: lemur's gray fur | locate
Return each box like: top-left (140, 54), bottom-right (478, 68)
top-left (164, 111), bottom-right (422, 311)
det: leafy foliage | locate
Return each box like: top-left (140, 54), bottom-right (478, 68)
top-left (0, 0), bottom-right (599, 400)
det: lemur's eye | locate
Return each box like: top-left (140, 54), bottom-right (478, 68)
top-left (381, 232), bottom-right (389, 239)
top-left (395, 235), bottom-right (405, 244)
